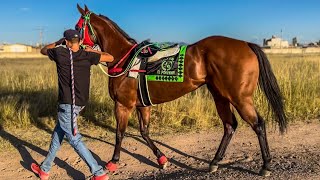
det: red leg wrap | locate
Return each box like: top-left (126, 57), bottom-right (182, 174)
top-left (106, 161), bottom-right (117, 172)
top-left (157, 155), bottom-right (168, 165)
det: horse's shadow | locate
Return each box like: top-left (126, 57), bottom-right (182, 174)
top-left (126, 133), bottom-right (258, 175)
top-left (81, 133), bottom-right (160, 169)
top-left (79, 121), bottom-right (256, 175)
top-left (80, 129), bottom-right (204, 171)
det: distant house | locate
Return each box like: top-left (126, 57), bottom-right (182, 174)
top-left (263, 35), bottom-right (289, 48)
top-left (308, 42), bottom-right (319, 47)
top-left (1, 44), bottom-right (33, 53)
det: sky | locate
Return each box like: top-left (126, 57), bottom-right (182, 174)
top-left (1, 0), bottom-right (320, 46)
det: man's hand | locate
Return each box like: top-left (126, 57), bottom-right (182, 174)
top-left (40, 43), bottom-right (55, 55)
top-left (55, 38), bottom-right (66, 46)
top-left (85, 46), bottom-right (114, 62)
top-left (40, 38), bottom-right (66, 56)
top-left (84, 46), bottom-right (94, 52)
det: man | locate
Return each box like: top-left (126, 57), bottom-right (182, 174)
top-left (31, 29), bottom-right (113, 180)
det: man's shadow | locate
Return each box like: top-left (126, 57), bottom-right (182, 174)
top-left (0, 128), bottom-right (85, 179)
top-left (0, 89), bottom-right (86, 179)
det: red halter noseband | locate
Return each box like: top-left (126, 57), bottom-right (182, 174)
top-left (76, 12), bottom-right (96, 47)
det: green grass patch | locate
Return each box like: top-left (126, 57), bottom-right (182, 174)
top-left (0, 55), bottom-right (319, 132)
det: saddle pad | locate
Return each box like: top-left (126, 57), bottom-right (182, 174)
top-left (148, 45), bottom-right (180, 62)
top-left (146, 46), bottom-right (187, 82)
top-left (128, 56), bottom-right (142, 79)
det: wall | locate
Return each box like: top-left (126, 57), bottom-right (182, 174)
top-left (266, 37), bottom-right (289, 48)
top-left (0, 52), bottom-right (45, 59)
top-left (2, 44), bottom-right (33, 53)
top-left (263, 47), bottom-right (320, 54)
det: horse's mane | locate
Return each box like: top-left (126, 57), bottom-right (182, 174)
top-left (99, 14), bottom-right (137, 44)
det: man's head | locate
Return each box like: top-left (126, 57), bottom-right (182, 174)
top-left (63, 29), bottom-right (81, 47)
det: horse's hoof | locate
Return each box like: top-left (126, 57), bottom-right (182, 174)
top-left (259, 169), bottom-right (271, 177)
top-left (209, 165), bottom-right (218, 173)
top-left (161, 162), bottom-right (168, 169)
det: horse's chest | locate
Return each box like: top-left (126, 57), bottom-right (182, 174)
top-left (109, 78), bottom-right (138, 106)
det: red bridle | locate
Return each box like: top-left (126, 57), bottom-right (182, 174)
top-left (76, 12), bottom-right (139, 74)
top-left (76, 13), bottom-right (95, 47)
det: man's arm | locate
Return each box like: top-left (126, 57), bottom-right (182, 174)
top-left (40, 38), bottom-right (65, 56)
top-left (84, 47), bottom-right (114, 62)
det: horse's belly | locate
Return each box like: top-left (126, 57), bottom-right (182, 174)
top-left (147, 79), bottom-right (204, 104)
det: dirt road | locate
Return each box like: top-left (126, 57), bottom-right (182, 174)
top-left (0, 120), bottom-right (319, 180)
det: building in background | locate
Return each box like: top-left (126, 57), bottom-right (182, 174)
top-left (308, 42), bottom-right (318, 47)
top-left (0, 44), bottom-right (33, 53)
top-left (263, 35), bottom-right (289, 48)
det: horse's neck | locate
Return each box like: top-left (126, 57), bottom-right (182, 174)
top-left (102, 38), bottom-right (132, 63)
top-left (95, 21), bottom-right (133, 64)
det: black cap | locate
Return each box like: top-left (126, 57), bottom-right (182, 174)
top-left (63, 29), bottom-right (81, 40)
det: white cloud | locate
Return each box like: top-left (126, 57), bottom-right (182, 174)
top-left (20, 7), bottom-right (30, 11)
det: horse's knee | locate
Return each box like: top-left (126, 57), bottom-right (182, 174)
top-left (225, 124), bottom-right (236, 135)
top-left (115, 131), bottom-right (125, 142)
top-left (225, 114), bottom-right (238, 134)
top-left (252, 115), bottom-right (266, 135)
top-left (231, 114), bottom-right (238, 130)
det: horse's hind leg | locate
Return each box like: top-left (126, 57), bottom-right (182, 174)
top-left (106, 101), bottom-right (133, 172)
top-left (208, 87), bottom-right (238, 172)
top-left (136, 106), bottom-right (168, 169)
top-left (233, 98), bottom-right (271, 176)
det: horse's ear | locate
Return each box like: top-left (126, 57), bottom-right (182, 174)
top-left (84, 4), bottom-right (90, 12)
top-left (77, 4), bottom-right (85, 16)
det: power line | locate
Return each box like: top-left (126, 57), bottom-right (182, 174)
top-left (33, 26), bottom-right (46, 47)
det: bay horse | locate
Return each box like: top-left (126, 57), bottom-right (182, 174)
top-left (76, 5), bottom-right (287, 176)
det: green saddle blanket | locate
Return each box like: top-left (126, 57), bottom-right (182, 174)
top-left (145, 45), bottom-right (187, 82)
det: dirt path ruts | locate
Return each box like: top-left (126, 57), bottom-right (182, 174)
top-left (0, 120), bottom-right (319, 180)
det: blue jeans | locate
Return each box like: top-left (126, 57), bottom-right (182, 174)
top-left (40, 104), bottom-right (105, 176)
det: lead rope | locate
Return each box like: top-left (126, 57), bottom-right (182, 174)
top-left (69, 48), bottom-right (77, 136)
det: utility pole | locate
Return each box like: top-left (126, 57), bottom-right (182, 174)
top-left (34, 26), bottom-right (45, 48)
top-left (280, 29), bottom-right (282, 49)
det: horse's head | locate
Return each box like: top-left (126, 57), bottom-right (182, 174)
top-left (76, 4), bottom-right (97, 47)
top-left (75, 4), bottom-right (137, 62)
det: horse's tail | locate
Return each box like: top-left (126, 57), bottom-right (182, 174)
top-left (248, 43), bottom-right (287, 133)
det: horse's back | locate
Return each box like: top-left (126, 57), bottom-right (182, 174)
top-left (190, 36), bottom-right (257, 59)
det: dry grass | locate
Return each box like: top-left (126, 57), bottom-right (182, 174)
top-left (0, 54), bottom-right (319, 133)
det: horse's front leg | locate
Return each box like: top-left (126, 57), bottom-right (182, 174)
top-left (106, 101), bottom-right (133, 172)
top-left (136, 106), bottom-right (168, 169)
